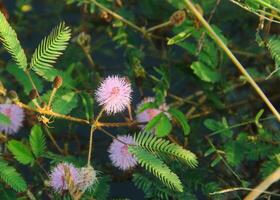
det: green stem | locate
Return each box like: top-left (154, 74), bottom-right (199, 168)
top-left (146, 21), bottom-right (171, 33)
top-left (87, 109), bottom-right (104, 166)
top-left (208, 116), bottom-right (275, 137)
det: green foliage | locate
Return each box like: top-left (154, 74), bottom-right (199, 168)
top-left (41, 89), bottom-right (78, 115)
top-left (167, 28), bottom-right (194, 45)
top-left (7, 140), bottom-right (35, 165)
top-left (80, 92), bottom-right (94, 121)
top-left (267, 36), bottom-right (280, 69)
top-left (85, 175), bottom-right (111, 200)
top-left (168, 108), bottom-right (190, 136)
top-left (190, 61), bottom-right (220, 83)
top-left (0, 0), bottom-right (279, 199)
top-left (6, 62), bottom-right (44, 94)
top-left (29, 125), bottom-right (46, 158)
top-left (30, 22), bottom-right (71, 80)
top-left (0, 11), bottom-right (27, 69)
top-left (155, 113), bottom-right (172, 137)
top-left (144, 112), bottom-right (162, 132)
top-left (260, 154), bottom-right (280, 178)
top-left (144, 112), bottom-right (173, 137)
top-left (0, 159), bottom-right (27, 192)
top-left (134, 132), bottom-right (198, 168)
top-left (133, 173), bottom-right (196, 200)
top-left (129, 146), bottom-right (183, 192)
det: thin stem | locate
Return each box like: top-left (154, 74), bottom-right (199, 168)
top-left (26, 189), bottom-right (37, 200)
top-left (47, 88), bottom-right (57, 109)
top-left (208, 116), bottom-right (276, 137)
top-left (127, 104), bottom-right (133, 121)
top-left (229, 0), bottom-right (280, 23)
top-left (98, 127), bottom-right (128, 145)
top-left (98, 121), bottom-right (141, 127)
top-left (196, 0), bottom-right (221, 55)
top-left (183, 0), bottom-right (280, 122)
top-left (90, 0), bottom-right (146, 34)
top-left (146, 21), bottom-right (171, 33)
top-left (186, 95), bottom-right (207, 117)
top-left (87, 109), bottom-right (104, 166)
top-left (31, 99), bottom-right (41, 109)
top-left (43, 126), bottom-right (64, 155)
top-left (24, 70), bottom-right (43, 103)
top-left (209, 187), bottom-right (280, 197)
top-left (206, 137), bottom-right (244, 184)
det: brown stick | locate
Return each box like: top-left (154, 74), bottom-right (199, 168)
top-left (244, 167), bottom-right (280, 200)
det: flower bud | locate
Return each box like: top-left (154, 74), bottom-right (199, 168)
top-left (29, 89), bottom-right (38, 100)
top-left (53, 76), bottom-right (63, 89)
top-left (170, 10), bottom-right (186, 26)
top-left (77, 165), bottom-right (97, 191)
top-left (8, 90), bottom-right (19, 101)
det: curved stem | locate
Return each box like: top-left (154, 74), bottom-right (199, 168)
top-left (183, 0), bottom-right (280, 122)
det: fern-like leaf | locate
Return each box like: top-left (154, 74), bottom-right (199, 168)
top-left (30, 22), bottom-right (71, 78)
top-left (134, 132), bottom-right (198, 168)
top-left (129, 146), bottom-right (183, 192)
top-left (7, 140), bottom-right (34, 165)
top-left (0, 159), bottom-right (27, 192)
top-left (267, 36), bottom-right (280, 68)
top-left (0, 11), bottom-right (27, 69)
top-left (30, 125), bottom-right (46, 158)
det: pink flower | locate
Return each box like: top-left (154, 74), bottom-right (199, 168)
top-left (49, 162), bottom-right (79, 192)
top-left (136, 97), bottom-right (169, 126)
top-left (108, 135), bottom-right (137, 171)
top-left (0, 104), bottom-right (24, 135)
top-left (95, 76), bottom-right (132, 115)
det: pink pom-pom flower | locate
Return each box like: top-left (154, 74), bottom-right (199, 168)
top-left (136, 97), bottom-right (169, 126)
top-left (0, 104), bottom-right (24, 135)
top-left (49, 162), bottom-right (79, 193)
top-left (95, 76), bottom-right (132, 115)
top-left (108, 135), bottom-right (137, 171)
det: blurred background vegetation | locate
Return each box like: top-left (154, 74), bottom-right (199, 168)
top-left (0, 0), bottom-right (279, 199)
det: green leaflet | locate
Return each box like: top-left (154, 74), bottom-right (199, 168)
top-left (167, 28), bottom-right (194, 45)
top-left (155, 114), bottom-right (172, 137)
top-left (190, 61), bottom-right (220, 83)
top-left (29, 125), bottom-right (46, 158)
top-left (267, 36), bottom-right (280, 69)
top-left (134, 132), bottom-right (198, 168)
top-left (7, 140), bottom-right (35, 165)
top-left (30, 22), bottom-right (71, 79)
top-left (144, 112), bottom-right (163, 132)
top-left (168, 108), bottom-right (190, 136)
top-left (0, 11), bottom-right (27, 69)
top-left (0, 160), bottom-right (27, 192)
top-left (80, 92), bottom-right (94, 121)
top-left (129, 146), bottom-right (183, 192)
